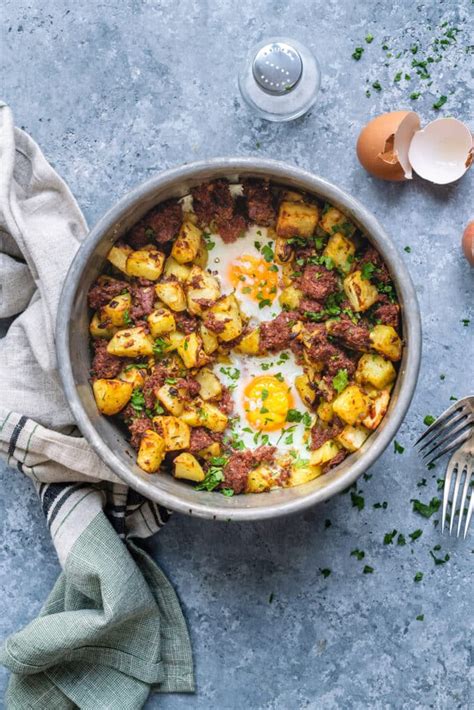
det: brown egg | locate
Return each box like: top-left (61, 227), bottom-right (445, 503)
top-left (462, 221), bottom-right (474, 267)
top-left (356, 111), bottom-right (420, 181)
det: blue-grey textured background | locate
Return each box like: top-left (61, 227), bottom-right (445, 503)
top-left (1, 1), bottom-right (473, 707)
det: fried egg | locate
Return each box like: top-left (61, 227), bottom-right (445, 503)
top-left (207, 225), bottom-right (283, 322)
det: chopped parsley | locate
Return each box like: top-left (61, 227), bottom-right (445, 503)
top-left (351, 491), bottom-right (365, 511)
top-left (220, 366), bottom-right (240, 381)
top-left (221, 488), bottom-right (234, 497)
top-left (383, 529), bottom-right (397, 545)
top-left (202, 231), bottom-right (215, 251)
top-left (352, 47), bottom-right (364, 60)
top-left (423, 415), bottom-right (436, 426)
top-left (430, 550), bottom-right (450, 565)
top-left (432, 95), bottom-right (447, 110)
top-left (411, 497), bottom-right (441, 518)
top-left (360, 262), bottom-right (377, 280)
top-left (416, 614), bottom-right (424, 621)
top-left (410, 92), bottom-right (421, 100)
top-left (397, 534), bottom-right (406, 546)
top-left (409, 529), bottom-right (423, 542)
top-left (123, 310), bottom-right (133, 326)
top-left (195, 457), bottom-right (229, 492)
top-left (152, 337), bottom-right (170, 358)
top-left (373, 501), bottom-right (388, 510)
top-left (332, 369), bottom-right (349, 394)
top-left (351, 549), bottom-right (365, 561)
top-left (320, 568), bottom-right (331, 578)
top-left (130, 389), bottom-right (146, 413)
top-left (404, 246), bottom-right (411, 253)
top-left (363, 565), bottom-right (374, 574)
top-left (461, 319), bottom-right (470, 327)
top-left (261, 243), bottom-right (274, 263)
top-left (286, 409), bottom-right (312, 427)
top-left (372, 80), bottom-right (382, 92)
top-left (394, 440), bottom-right (404, 454)
top-left (124, 363), bottom-right (148, 371)
top-left (365, 34), bottom-right (374, 44)
top-left (325, 519), bottom-right (332, 529)
top-left (414, 572), bottom-right (423, 583)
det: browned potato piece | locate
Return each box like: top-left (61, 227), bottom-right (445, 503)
top-left (126, 247), bottom-right (165, 280)
top-left (332, 385), bottom-right (370, 425)
top-left (285, 463), bottom-right (323, 487)
top-left (137, 430), bottom-right (166, 473)
top-left (107, 326), bottom-right (154, 357)
top-left (295, 374), bottom-right (315, 407)
top-left (186, 265), bottom-right (221, 315)
top-left (369, 325), bottom-right (402, 362)
top-left (171, 221), bottom-right (203, 264)
top-left (153, 415), bottom-right (191, 451)
top-left (118, 365), bottom-right (146, 389)
top-left (180, 400), bottom-right (228, 432)
top-left (173, 452), bottom-right (205, 482)
top-left (279, 285), bottom-right (303, 310)
top-left (107, 244), bottom-right (133, 273)
top-left (200, 323), bottom-right (219, 354)
top-left (206, 295), bottom-right (243, 342)
top-left (235, 329), bottom-right (260, 355)
top-left (336, 424), bottom-right (370, 452)
top-left (177, 332), bottom-right (207, 369)
top-left (163, 256), bottom-right (192, 282)
top-left (343, 271), bottom-right (379, 312)
top-left (246, 466), bottom-right (277, 494)
top-left (309, 440), bottom-right (341, 467)
top-left (89, 312), bottom-right (116, 339)
top-left (155, 280), bottom-right (187, 312)
top-left (156, 382), bottom-right (185, 416)
top-left (323, 233), bottom-right (356, 273)
top-left (320, 207), bottom-right (355, 236)
top-left (147, 308), bottom-right (176, 338)
top-left (101, 292), bottom-right (132, 327)
top-left (355, 353), bottom-right (396, 389)
top-left (92, 379), bottom-right (133, 415)
top-left (362, 390), bottom-right (390, 430)
top-left (276, 200), bottom-right (319, 238)
top-left (195, 368), bottom-right (222, 400)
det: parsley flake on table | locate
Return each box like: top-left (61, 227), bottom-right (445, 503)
top-left (383, 529), bottom-right (397, 545)
top-left (416, 614), bottom-right (424, 621)
top-left (372, 80), bottom-right (382, 92)
top-left (363, 565), bottom-right (374, 574)
top-left (430, 550), bottom-right (450, 565)
top-left (325, 519), bottom-right (332, 529)
top-left (410, 92), bottom-right (421, 100)
top-left (409, 529), bottom-right (423, 542)
top-left (461, 319), bottom-right (470, 326)
top-left (351, 491), bottom-right (365, 511)
top-left (365, 34), bottom-right (374, 44)
top-left (352, 47), bottom-right (364, 60)
top-left (411, 497), bottom-right (441, 518)
top-left (397, 534), bottom-right (406, 546)
top-left (433, 95), bottom-right (447, 110)
top-left (394, 440), bottom-right (404, 454)
top-left (414, 572), bottom-right (423, 583)
top-left (320, 568), bottom-right (331, 578)
top-left (423, 415), bottom-right (436, 426)
top-left (351, 549), bottom-right (365, 561)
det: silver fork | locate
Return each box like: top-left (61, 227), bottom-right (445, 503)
top-left (414, 395), bottom-right (474, 466)
top-left (441, 435), bottom-right (473, 539)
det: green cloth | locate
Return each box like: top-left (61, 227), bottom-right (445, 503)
top-left (1, 512), bottom-right (194, 709)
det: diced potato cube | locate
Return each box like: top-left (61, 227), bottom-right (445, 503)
top-left (107, 244), bottom-right (133, 273)
top-left (355, 353), bottom-right (396, 389)
top-left (369, 325), bottom-right (402, 362)
top-left (165, 331), bottom-right (186, 352)
top-left (343, 270), bottom-right (379, 312)
top-left (171, 221), bottom-right (203, 264)
top-left (153, 415), bottom-right (191, 451)
top-left (177, 332), bottom-right (205, 369)
top-left (126, 248), bottom-right (165, 280)
top-left (118, 365), bottom-right (146, 389)
top-left (274, 237), bottom-right (293, 264)
top-left (285, 464), bottom-right (323, 487)
top-left (281, 190), bottom-right (305, 203)
top-left (336, 425), bottom-right (370, 452)
top-left (320, 206), bottom-right (355, 236)
top-left (156, 383), bottom-right (185, 416)
top-left (100, 292), bottom-right (132, 327)
top-left (186, 265), bottom-right (221, 315)
top-left (362, 390), bottom-right (390, 430)
top-left (295, 374), bottom-right (315, 407)
top-left (197, 442), bottom-right (221, 459)
top-left (276, 200), bottom-right (319, 238)
top-left (194, 239), bottom-right (209, 269)
top-left (332, 384), bottom-right (370, 425)
top-left (310, 440), bottom-right (341, 467)
top-left (137, 430), bottom-right (166, 473)
top-left (107, 326), bottom-right (154, 357)
top-left (245, 465), bottom-right (276, 494)
top-left (155, 279), bottom-right (187, 312)
top-left (195, 368), bottom-right (223, 400)
top-left (317, 401), bottom-right (334, 423)
top-left (181, 400), bottom-right (228, 433)
top-left (200, 324), bottom-right (219, 355)
top-left (163, 256), bottom-right (191, 282)
top-left (206, 295), bottom-right (243, 342)
top-left (279, 285), bottom-right (303, 310)
top-left (92, 378), bottom-right (133, 415)
top-left (173, 452), bottom-right (205, 482)
top-left (147, 308), bottom-right (176, 338)
top-left (235, 329), bottom-right (260, 355)
top-left (89, 312), bottom-right (116, 339)
top-left (323, 233), bottom-right (356, 273)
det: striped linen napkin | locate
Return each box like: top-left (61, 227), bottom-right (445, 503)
top-left (0, 102), bottom-right (194, 709)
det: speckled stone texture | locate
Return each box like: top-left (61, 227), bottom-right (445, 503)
top-left (1, 1), bottom-right (473, 707)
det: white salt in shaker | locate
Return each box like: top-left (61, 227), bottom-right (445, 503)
top-left (238, 37), bottom-right (321, 122)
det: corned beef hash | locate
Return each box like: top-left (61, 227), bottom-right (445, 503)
top-left (88, 179), bottom-right (403, 495)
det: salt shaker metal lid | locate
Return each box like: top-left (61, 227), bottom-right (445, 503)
top-left (239, 37), bottom-right (320, 122)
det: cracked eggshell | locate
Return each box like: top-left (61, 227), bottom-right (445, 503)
top-left (356, 111), bottom-right (421, 181)
top-left (408, 117), bottom-right (473, 185)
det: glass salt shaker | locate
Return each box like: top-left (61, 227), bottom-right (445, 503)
top-left (238, 37), bottom-right (321, 122)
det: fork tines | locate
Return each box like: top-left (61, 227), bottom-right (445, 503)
top-left (442, 440), bottom-right (474, 539)
top-left (414, 396), bottom-right (474, 466)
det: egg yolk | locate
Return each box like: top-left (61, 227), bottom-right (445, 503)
top-left (244, 375), bottom-right (293, 431)
top-left (228, 254), bottom-right (278, 303)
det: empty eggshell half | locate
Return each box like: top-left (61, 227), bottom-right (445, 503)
top-left (356, 110), bottom-right (417, 181)
top-left (408, 117), bottom-right (473, 185)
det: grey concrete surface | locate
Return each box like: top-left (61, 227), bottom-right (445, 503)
top-left (1, 1), bottom-right (473, 708)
